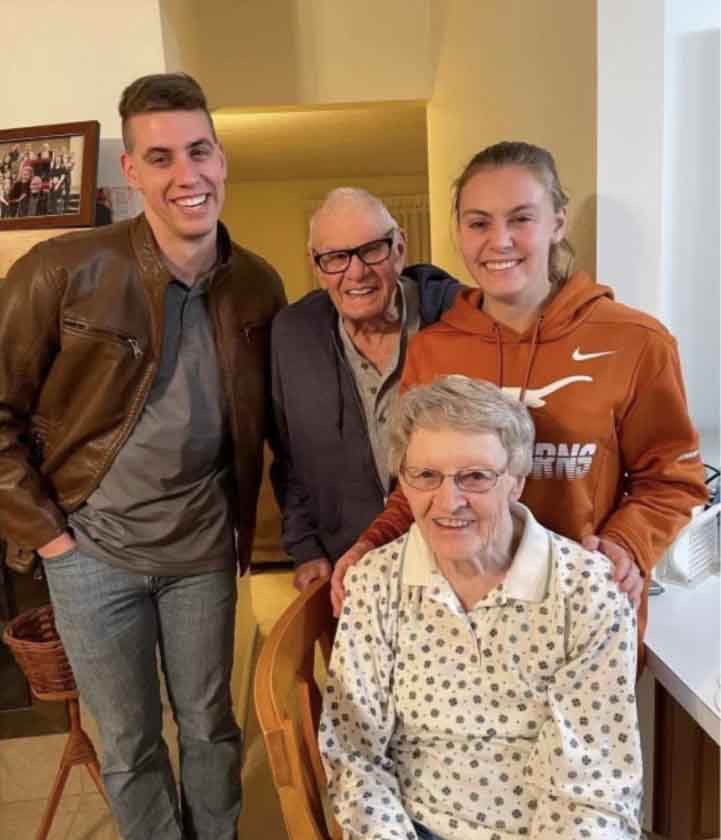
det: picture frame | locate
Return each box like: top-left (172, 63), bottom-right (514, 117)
top-left (0, 121), bottom-right (100, 230)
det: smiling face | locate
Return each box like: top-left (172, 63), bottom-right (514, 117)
top-left (311, 202), bottom-right (406, 326)
top-left (400, 425), bottom-right (524, 572)
top-left (456, 165), bottom-right (567, 312)
top-left (121, 109), bottom-right (226, 254)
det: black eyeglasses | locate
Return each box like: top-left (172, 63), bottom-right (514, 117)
top-left (312, 230), bottom-right (396, 275)
top-left (400, 464), bottom-right (507, 493)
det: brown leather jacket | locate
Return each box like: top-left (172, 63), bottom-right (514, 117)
top-left (0, 215), bottom-right (286, 572)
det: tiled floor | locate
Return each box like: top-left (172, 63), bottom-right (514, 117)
top-left (0, 569), bottom-right (297, 840)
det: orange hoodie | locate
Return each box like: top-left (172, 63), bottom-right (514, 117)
top-left (361, 271), bottom-right (707, 642)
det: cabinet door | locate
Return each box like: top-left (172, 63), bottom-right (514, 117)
top-left (653, 681), bottom-right (720, 839)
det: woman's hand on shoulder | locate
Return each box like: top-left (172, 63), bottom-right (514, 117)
top-left (330, 540), bottom-right (374, 617)
top-left (582, 534), bottom-right (643, 608)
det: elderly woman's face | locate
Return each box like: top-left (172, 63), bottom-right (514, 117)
top-left (400, 425), bottom-right (524, 569)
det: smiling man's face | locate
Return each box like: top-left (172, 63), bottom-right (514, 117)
top-left (311, 203), bottom-right (406, 327)
top-left (121, 109), bottom-right (226, 252)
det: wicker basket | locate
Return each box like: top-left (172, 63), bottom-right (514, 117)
top-left (2, 604), bottom-right (77, 698)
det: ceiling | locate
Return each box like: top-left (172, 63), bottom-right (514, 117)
top-left (213, 101), bottom-right (428, 182)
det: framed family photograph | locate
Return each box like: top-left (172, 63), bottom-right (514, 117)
top-left (0, 121), bottom-right (100, 230)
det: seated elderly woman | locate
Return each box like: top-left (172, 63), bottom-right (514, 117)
top-left (319, 375), bottom-right (643, 840)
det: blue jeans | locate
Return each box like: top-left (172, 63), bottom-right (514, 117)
top-left (43, 549), bottom-right (241, 840)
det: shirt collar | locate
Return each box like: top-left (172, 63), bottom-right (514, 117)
top-left (502, 503), bottom-right (552, 602)
top-left (133, 215), bottom-right (231, 284)
top-left (402, 502), bottom-right (552, 603)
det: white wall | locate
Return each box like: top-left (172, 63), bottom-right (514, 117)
top-left (663, 0), bottom-right (720, 441)
top-left (2, 1), bottom-right (166, 136)
top-left (598, 3), bottom-right (720, 828)
top-left (597, 0), bottom-right (666, 316)
top-left (1, 1), bottom-right (167, 190)
top-left (597, 0), bottom-right (720, 441)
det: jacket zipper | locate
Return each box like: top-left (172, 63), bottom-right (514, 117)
top-left (64, 289), bottom-right (160, 508)
top-left (58, 222), bottom-right (169, 508)
top-left (241, 321), bottom-right (265, 343)
top-left (62, 318), bottom-right (142, 358)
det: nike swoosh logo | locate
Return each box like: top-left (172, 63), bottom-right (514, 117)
top-left (572, 347), bottom-right (616, 362)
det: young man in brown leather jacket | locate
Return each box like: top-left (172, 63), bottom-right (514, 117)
top-left (0, 73), bottom-right (285, 840)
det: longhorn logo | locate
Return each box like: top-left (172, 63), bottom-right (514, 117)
top-left (502, 375), bottom-right (592, 408)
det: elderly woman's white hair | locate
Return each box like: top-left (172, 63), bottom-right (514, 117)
top-left (388, 375), bottom-right (535, 478)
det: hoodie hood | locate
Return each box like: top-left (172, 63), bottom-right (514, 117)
top-left (441, 271), bottom-right (614, 343)
top-left (402, 262), bottom-right (461, 326)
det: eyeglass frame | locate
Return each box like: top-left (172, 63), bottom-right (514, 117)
top-left (312, 228), bottom-right (397, 275)
top-left (399, 462), bottom-right (509, 494)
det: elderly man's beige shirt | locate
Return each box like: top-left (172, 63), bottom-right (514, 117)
top-left (338, 277), bottom-right (420, 494)
top-left (320, 503), bottom-right (643, 840)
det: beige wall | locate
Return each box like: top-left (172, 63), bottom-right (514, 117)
top-left (210, 0), bottom-right (597, 286)
top-left (295, 0), bottom-right (433, 104)
top-left (221, 174), bottom-right (429, 303)
top-left (3, 2), bottom-right (596, 270)
top-left (159, 0), bottom-right (433, 108)
top-left (159, 0), bottom-right (304, 108)
top-left (427, 0), bottom-right (597, 283)
top-left (3, 1), bottom-right (596, 278)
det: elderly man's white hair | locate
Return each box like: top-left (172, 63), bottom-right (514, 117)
top-left (308, 187), bottom-right (398, 250)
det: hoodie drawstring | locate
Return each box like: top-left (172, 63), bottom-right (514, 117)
top-left (493, 323), bottom-right (504, 388)
top-left (519, 316), bottom-right (543, 404)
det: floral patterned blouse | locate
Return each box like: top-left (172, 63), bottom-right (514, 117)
top-left (319, 504), bottom-right (643, 840)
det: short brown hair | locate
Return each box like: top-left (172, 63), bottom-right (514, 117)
top-left (118, 73), bottom-right (214, 150)
top-left (452, 141), bottom-right (574, 288)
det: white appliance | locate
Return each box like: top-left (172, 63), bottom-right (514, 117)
top-left (656, 503), bottom-right (720, 585)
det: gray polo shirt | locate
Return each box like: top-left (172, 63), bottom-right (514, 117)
top-left (339, 277), bottom-right (420, 493)
top-left (70, 275), bottom-right (235, 576)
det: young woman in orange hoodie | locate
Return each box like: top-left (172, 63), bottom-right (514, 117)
top-left (331, 141), bottom-right (707, 644)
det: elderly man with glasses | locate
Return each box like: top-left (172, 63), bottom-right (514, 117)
top-left (270, 187), bottom-right (460, 590)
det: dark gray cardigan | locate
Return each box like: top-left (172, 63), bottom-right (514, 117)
top-left (270, 264), bottom-right (460, 566)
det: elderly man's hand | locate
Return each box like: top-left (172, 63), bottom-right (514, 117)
top-left (582, 535), bottom-right (643, 608)
top-left (293, 558), bottom-right (332, 592)
top-left (330, 540), bottom-right (374, 617)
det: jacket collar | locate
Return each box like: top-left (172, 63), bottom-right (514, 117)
top-left (129, 214), bottom-right (233, 286)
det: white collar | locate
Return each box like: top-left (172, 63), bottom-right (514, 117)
top-left (402, 502), bottom-right (551, 603)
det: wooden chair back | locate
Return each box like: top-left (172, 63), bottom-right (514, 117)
top-left (254, 578), bottom-right (341, 840)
